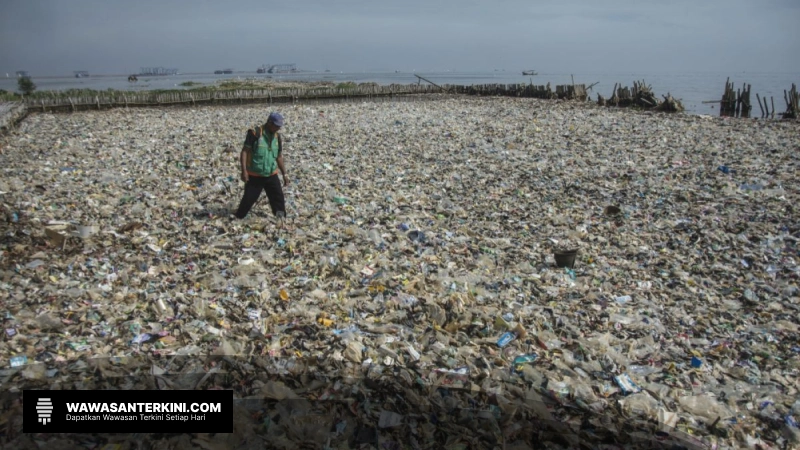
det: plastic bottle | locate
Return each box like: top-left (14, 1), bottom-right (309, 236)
top-left (627, 365), bottom-right (659, 377)
top-left (396, 293), bottom-right (418, 308)
top-left (368, 229), bottom-right (383, 246)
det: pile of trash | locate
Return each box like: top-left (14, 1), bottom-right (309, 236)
top-left (1, 97), bottom-right (799, 449)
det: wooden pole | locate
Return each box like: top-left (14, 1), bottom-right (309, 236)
top-left (756, 93), bottom-right (764, 118)
top-left (571, 74), bottom-right (575, 99)
top-left (742, 83), bottom-right (751, 118)
top-left (413, 74), bottom-right (448, 92)
top-left (736, 88), bottom-right (741, 117)
top-left (785, 90), bottom-right (791, 111)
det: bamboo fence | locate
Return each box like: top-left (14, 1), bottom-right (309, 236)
top-left (781, 83), bottom-right (799, 119)
top-left (719, 78), bottom-right (753, 118)
top-left (707, 78), bottom-right (799, 120)
top-left (17, 82), bottom-right (589, 113)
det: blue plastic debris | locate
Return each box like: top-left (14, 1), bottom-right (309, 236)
top-left (497, 332), bottom-right (516, 348)
top-left (131, 333), bottom-right (152, 345)
top-left (717, 165), bottom-right (734, 174)
top-left (10, 356), bottom-right (28, 367)
top-left (614, 373), bottom-right (641, 395)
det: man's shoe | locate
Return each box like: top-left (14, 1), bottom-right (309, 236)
top-left (276, 211), bottom-right (286, 229)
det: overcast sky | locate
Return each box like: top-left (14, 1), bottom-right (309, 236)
top-left (1, 0), bottom-right (798, 76)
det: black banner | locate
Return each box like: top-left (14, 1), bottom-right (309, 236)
top-left (22, 389), bottom-right (233, 433)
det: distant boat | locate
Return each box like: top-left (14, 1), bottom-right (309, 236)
top-left (522, 70), bottom-right (538, 76)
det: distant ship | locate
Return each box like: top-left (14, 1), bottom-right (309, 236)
top-left (137, 68), bottom-right (178, 76)
top-left (522, 70), bottom-right (538, 76)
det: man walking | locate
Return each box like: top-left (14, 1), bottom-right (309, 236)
top-left (234, 112), bottom-right (289, 222)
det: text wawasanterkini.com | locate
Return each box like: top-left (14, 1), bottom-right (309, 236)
top-left (64, 402), bottom-right (220, 422)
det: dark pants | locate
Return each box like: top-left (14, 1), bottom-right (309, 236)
top-left (235, 174), bottom-right (285, 219)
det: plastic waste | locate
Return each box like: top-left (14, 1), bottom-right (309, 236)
top-left (1, 93), bottom-right (798, 449)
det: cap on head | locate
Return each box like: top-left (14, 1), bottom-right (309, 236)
top-left (268, 112), bottom-right (284, 127)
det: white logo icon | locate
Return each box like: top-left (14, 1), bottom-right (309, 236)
top-left (36, 398), bottom-right (53, 425)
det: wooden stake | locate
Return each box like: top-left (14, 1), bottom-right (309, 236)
top-left (736, 88), bottom-right (741, 117)
top-left (743, 84), bottom-right (751, 118)
top-left (413, 74), bottom-right (448, 92)
top-left (756, 93), bottom-right (764, 118)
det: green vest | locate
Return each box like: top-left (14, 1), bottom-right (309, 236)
top-left (246, 127), bottom-right (281, 177)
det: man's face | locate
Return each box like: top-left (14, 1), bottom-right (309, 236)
top-left (266, 122), bottom-right (281, 133)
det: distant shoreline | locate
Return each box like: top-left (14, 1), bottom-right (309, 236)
top-left (4, 71), bottom-right (322, 79)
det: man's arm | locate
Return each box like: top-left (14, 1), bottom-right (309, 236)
top-left (277, 153), bottom-right (288, 185)
top-left (240, 130), bottom-right (256, 182)
top-left (277, 135), bottom-right (289, 185)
